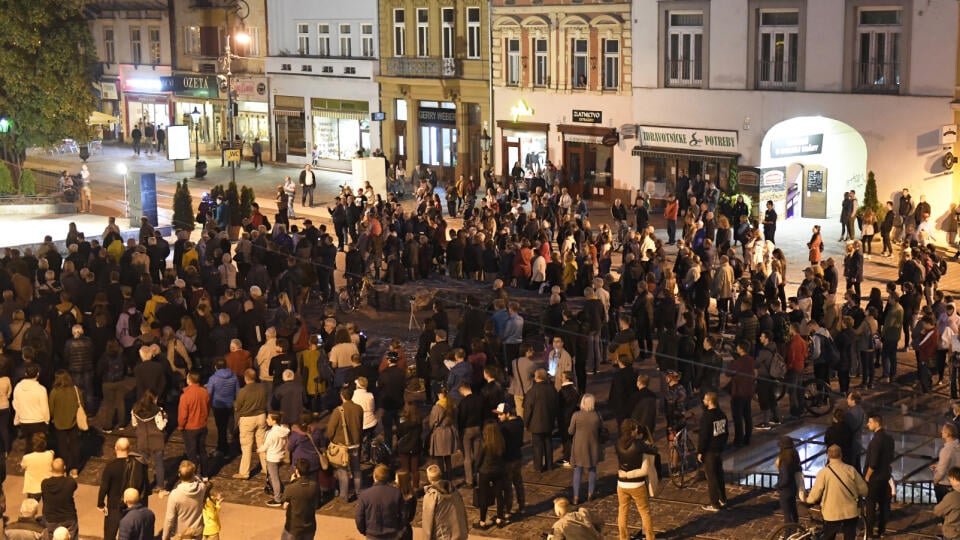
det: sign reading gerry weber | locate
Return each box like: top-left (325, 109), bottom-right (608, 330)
top-left (572, 110), bottom-right (602, 124)
top-left (638, 125), bottom-right (739, 153)
top-left (418, 107), bottom-right (456, 126)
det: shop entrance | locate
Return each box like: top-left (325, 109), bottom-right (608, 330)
top-left (275, 117), bottom-right (288, 162)
top-left (564, 140), bottom-right (613, 201)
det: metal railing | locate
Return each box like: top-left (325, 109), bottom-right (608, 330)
top-left (855, 61), bottom-right (901, 93)
top-left (664, 58), bottom-right (703, 88)
top-left (382, 57), bottom-right (460, 78)
top-left (726, 471), bottom-right (935, 505)
top-left (756, 60), bottom-right (799, 90)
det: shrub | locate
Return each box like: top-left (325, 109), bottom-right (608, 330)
top-left (19, 169), bottom-right (36, 196)
top-left (173, 179), bottom-right (195, 231)
top-left (0, 163), bottom-right (14, 195)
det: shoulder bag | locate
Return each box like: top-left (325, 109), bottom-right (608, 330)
top-left (325, 407), bottom-right (352, 468)
top-left (306, 428), bottom-right (330, 470)
top-left (74, 386), bottom-right (88, 431)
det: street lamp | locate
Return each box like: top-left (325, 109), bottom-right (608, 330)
top-left (190, 107), bottom-right (201, 163)
top-left (479, 128), bottom-right (492, 167)
top-left (222, 30), bottom-right (249, 184)
top-left (117, 163), bottom-right (129, 219)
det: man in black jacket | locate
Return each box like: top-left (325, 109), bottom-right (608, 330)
top-left (134, 344), bottom-right (168, 402)
top-left (282, 459), bottom-right (319, 540)
top-left (378, 351), bottom-right (406, 450)
top-left (697, 392), bottom-right (728, 512)
top-left (41, 459), bottom-right (79, 539)
top-left (97, 438), bottom-right (149, 540)
top-left (631, 374), bottom-right (658, 440)
top-left (355, 464), bottom-right (405, 538)
top-left (64, 324), bottom-right (94, 410)
top-left (457, 382), bottom-right (485, 487)
top-left (864, 413), bottom-right (895, 539)
top-left (609, 353), bottom-right (638, 428)
top-left (329, 197), bottom-right (348, 251)
top-left (496, 402), bottom-right (526, 514)
top-left (523, 369), bottom-right (559, 472)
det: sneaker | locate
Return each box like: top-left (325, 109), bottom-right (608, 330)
top-left (769, 419), bottom-right (782, 426)
top-left (266, 500), bottom-right (283, 508)
top-left (701, 504), bottom-right (721, 512)
top-left (560, 460), bottom-right (572, 468)
top-left (231, 473), bottom-right (249, 480)
top-left (755, 423), bottom-right (772, 431)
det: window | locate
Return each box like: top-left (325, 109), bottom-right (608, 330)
top-left (104, 28), bottom-right (115, 63)
top-left (302, 65), bottom-right (313, 72)
top-left (467, 8), bottom-right (481, 59)
top-left (130, 28), bottom-right (142, 64)
top-left (148, 28), bottom-right (161, 64)
top-left (361, 24), bottom-right (375, 57)
top-left (183, 26), bottom-right (200, 56)
top-left (340, 24), bottom-right (352, 57)
top-left (603, 39), bottom-right (619, 90)
top-left (666, 12), bottom-right (703, 87)
top-left (236, 27), bottom-right (261, 57)
top-left (316, 24), bottom-right (330, 56)
top-left (442, 8), bottom-right (455, 59)
top-left (506, 39), bottom-right (521, 86)
top-left (757, 10), bottom-right (799, 89)
top-left (856, 8), bottom-right (902, 92)
top-left (322, 66), bottom-right (334, 73)
top-left (298, 23), bottom-right (310, 55)
top-left (416, 8), bottom-right (429, 57)
top-left (281, 63), bottom-right (292, 71)
top-left (533, 38), bottom-right (548, 86)
top-left (572, 38), bottom-right (588, 88)
top-left (199, 26), bottom-right (220, 57)
top-left (345, 66), bottom-right (356, 74)
top-left (393, 9), bottom-right (405, 56)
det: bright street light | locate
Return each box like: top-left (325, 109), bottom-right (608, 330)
top-left (233, 32), bottom-right (250, 45)
top-left (116, 163), bottom-right (127, 175)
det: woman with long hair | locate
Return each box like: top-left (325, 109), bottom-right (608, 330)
top-left (615, 419), bottom-right (657, 540)
top-left (569, 393), bottom-right (604, 504)
top-left (396, 402), bottom-right (423, 487)
top-left (396, 470), bottom-right (418, 540)
top-left (475, 422), bottom-right (507, 529)
top-left (20, 433), bottom-right (53, 500)
top-left (427, 387), bottom-right (458, 484)
top-left (776, 436), bottom-right (802, 525)
top-left (49, 370), bottom-right (81, 477)
top-left (132, 389), bottom-right (168, 494)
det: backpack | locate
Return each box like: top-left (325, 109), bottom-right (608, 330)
top-left (768, 352), bottom-right (787, 380)
top-left (52, 304), bottom-right (78, 343)
top-left (813, 333), bottom-right (839, 366)
top-left (127, 311), bottom-right (143, 338)
top-left (103, 353), bottom-right (126, 383)
top-left (939, 257), bottom-right (948, 277)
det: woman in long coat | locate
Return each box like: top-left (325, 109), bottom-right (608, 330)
top-left (568, 393), bottom-right (603, 504)
top-left (428, 387), bottom-right (459, 481)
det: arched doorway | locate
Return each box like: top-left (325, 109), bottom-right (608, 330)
top-left (760, 117), bottom-right (867, 220)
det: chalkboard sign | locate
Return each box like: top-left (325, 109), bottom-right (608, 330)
top-left (140, 173), bottom-right (158, 226)
top-left (806, 169), bottom-right (824, 193)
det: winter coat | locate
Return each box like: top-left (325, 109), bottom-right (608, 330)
top-left (272, 381), bottom-right (306, 427)
top-left (206, 368), bottom-right (238, 409)
top-left (421, 480), bottom-right (469, 540)
top-left (132, 404), bottom-right (167, 453)
top-left (806, 459), bottom-right (867, 522)
top-left (428, 402), bottom-right (458, 457)
top-left (523, 380), bottom-right (558, 435)
top-left (63, 336), bottom-right (95, 373)
top-left (569, 410), bottom-right (604, 468)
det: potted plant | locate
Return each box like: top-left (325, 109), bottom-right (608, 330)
top-left (240, 185), bottom-right (256, 224)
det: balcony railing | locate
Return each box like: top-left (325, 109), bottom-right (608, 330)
top-left (855, 61), bottom-right (901, 94)
top-left (756, 60), bottom-right (799, 90)
top-left (382, 57), bottom-right (460, 78)
top-left (664, 58), bottom-right (702, 88)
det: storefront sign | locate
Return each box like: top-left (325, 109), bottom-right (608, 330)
top-left (160, 75), bottom-right (220, 98)
top-left (601, 130), bottom-right (619, 147)
top-left (166, 125), bottom-right (191, 161)
top-left (572, 110), bottom-right (602, 124)
top-left (233, 77), bottom-right (268, 102)
top-left (770, 133), bottom-right (823, 158)
top-left (943, 124), bottom-right (958, 145)
top-left (510, 100), bottom-right (534, 122)
top-left (418, 107), bottom-right (456, 126)
top-left (638, 126), bottom-right (739, 153)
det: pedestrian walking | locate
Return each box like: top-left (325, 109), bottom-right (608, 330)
top-left (97, 437), bottom-right (149, 540)
top-left (615, 418), bottom-right (658, 540)
top-left (698, 391), bottom-right (728, 512)
top-left (251, 139), bottom-right (263, 169)
top-left (131, 390), bottom-right (168, 495)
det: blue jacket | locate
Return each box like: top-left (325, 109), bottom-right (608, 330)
top-left (355, 482), bottom-right (405, 538)
top-left (206, 368), bottom-right (239, 408)
top-left (446, 362), bottom-right (473, 400)
top-left (117, 503), bottom-right (155, 540)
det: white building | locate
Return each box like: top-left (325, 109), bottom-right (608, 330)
top-left (631, 0), bottom-right (958, 223)
top-left (266, 0), bottom-right (381, 170)
top-left (87, 0), bottom-right (174, 141)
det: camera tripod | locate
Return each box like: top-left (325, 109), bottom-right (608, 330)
top-left (409, 299), bottom-right (421, 331)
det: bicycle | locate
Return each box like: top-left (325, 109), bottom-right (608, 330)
top-left (766, 503), bottom-right (868, 540)
top-left (667, 419), bottom-right (698, 488)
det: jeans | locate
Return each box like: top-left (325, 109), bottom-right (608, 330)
top-left (531, 433), bottom-right (553, 471)
top-left (617, 484), bottom-right (655, 540)
top-left (779, 487), bottom-right (799, 524)
top-left (865, 478), bottom-right (892, 537)
top-left (462, 426), bottom-right (482, 485)
top-left (786, 370), bottom-right (803, 417)
top-left (150, 449), bottom-right (166, 490)
top-left (213, 406), bottom-right (233, 454)
top-left (96, 380), bottom-right (128, 430)
top-left (70, 370), bottom-right (94, 412)
top-left (667, 219), bottom-right (677, 243)
top-left (572, 466), bottom-right (596, 500)
top-left (504, 459), bottom-right (525, 512)
top-left (756, 379), bottom-right (780, 423)
top-left (267, 460), bottom-right (283, 503)
top-left (183, 427), bottom-right (209, 476)
top-left (587, 331), bottom-right (602, 373)
top-left (918, 358), bottom-right (933, 393)
top-left (731, 397), bottom-right (752, 446)
top-left (703, 451), bottom-right (726, 506)
top-left (334, 449), bottom-right (362, 501)
top-left (301, 184), bottom-right (315, 207)
top-left (881, 338), bottom-right (899, 380)
top-left (237, 414), bottom-right (267, 476)
top-left (881, 232), bottom-right (892, 254)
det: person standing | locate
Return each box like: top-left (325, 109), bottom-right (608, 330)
top-left (524, 369), bottom-right (559, 472)
top-left (117, 488), bottom-right (156, 540)
top-left (131, 126), bottom-right (142, 156)
top-left (262, 412), bottom-right (290, 508)
top-left (251, 139), bottom-right (263, 169)
top-left (664, 194), bottom-right (679, 245)
top-left (840, 191), bottom-right (855, 241)
top-left (844, 392), bottom-right (866, 473)
top-left (156, 124), bottom-right (166, 152)
top-left (776, 436), bottom-right (802, 526)
top-left (178, 372), bottom-right (211, 478)
top-left (698, 392), bottom-right (728, 512)
top-left (935, 467), bottom-right (960, 540)
top-left (48, 370), bottom-right (82, 479)
top-left (131, 390), bottom-right (168, 495)
top-left (162, 461), bottom-right (206, 540)
top-left (762, 200), bottom-right (778, 244)
top-left (496, 402), bottom-right (526, 518)
top-left (933, 423), bottom-right (960, 502)
top-left (806, 444), bottom-right (868, 539)
top-left (456, 381), bottom-right (484, 488)
top-left (864, 413), bottom-right (895, 539)
top-left (327, 386), bottom-right (363, 502)
top-left (282, 176), bottom-right (297, 219)
top-left (569, 394), bottom-right (603, 505)
top-left (144, 123), bottom-right (155, 155)
top-left (299, 164), bottom-right (316, 208)
top-left (615, 419), bottom-right (657, 540)
top-left (14, 364), bottom-right (49, 453)
top-left (207, 357), bottom-right (239, 457)
top-left (281, 459), bottom-right (319, 540)
top-left (422, 463), bottom-right (469, 540)
top-left (355, 464), bottom-right (406, 539)
top-left (881, 293), bottom-right (904, 383)
top-left (507, 344), bottom-right (536, 418)
top-left (79, 165), bottom-right (92, 213)
top-left (880, 201), bottom-right (896, 258)
top-left (41, 458), bottom-right (79, 540)
top-left (729, 341), bottom-right (757, 447)
top-left (97, 438), bottom-right (149, 540)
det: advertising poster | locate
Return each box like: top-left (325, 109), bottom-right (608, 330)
top-left (167, 125), bottom-right (191, 161)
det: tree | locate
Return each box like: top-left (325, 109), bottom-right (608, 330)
top-left (861, 170), bottom-right (882, 218)
top-left (0, 162), bottom-right (14, 195)
top-left (240, 185), bottom-right (255, 222)
top-left (173, 179), bottom-right (194, 231)
top-left (18, 169), bottom-right (36, 196)
top-left (0, 0), bottom-right (97, 168)
top-left (225, 180), bottom-right (241, 227)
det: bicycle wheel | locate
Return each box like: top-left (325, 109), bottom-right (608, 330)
top-left (668, 444), bottom-right (684, 488)
top-left (337, 287), bottom-right (356, 313)
top-left (677, 430), bottom-right (699, 487)
top-left (802, 378), bottom-right (833, 417)
top-left (765, 523), bottom-right (809, 540)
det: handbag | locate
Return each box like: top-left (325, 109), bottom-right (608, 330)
top-left (326, 407), bottom-right (353, 468)
top-left (306, 428), bottom-right (330, 470)
top-left (74, 386), bottom-right (88, 431)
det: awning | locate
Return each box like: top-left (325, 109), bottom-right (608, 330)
top-left (631, 145), bottom-right (739, 161)
top-left (88, 111), bottom-right (119, 126)
top-left (312, 109), bottom-right (368, 121)
top-left (565, 134), bottom-right (603, 144)
top-left (272, 109), bottom-right (303, 117)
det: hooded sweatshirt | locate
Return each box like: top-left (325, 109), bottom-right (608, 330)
top-left (421, 480), bottom-right (469, 540)
top-left (162, 478), bottom-right (206, 540)
top-left (206, 368), bottom-right (239, 408)
top-left (263, 424), bottom-right (290, 463)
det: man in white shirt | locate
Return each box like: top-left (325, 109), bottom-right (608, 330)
top-left (13, 364), bottom-right (49, 453)
top-left (299, 164), bottom-right (316, 207)
top-left (352, 377), bottom-right (378, 463)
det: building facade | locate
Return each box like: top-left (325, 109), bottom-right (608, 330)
top-left (170, 0), bottom-right (269, 159)
top-left (87, 0), bottom-right (173, 141)
top-left (265, 0), bottom-right (381, 170)
top-left (491, 0), bottom-right (633, 202)
top-left (377, 0), bottom-right (491, 185)
top-left (632, 0), bottom-right (958, 222)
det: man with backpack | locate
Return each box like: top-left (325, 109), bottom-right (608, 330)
top-left (755, 331), bottom-right (784, 431)
top-left (97, 437), bottom-right (149, 540)
top-left (808, 319), bottom-right (839, 385)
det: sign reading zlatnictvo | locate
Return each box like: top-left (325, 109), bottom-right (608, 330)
top-left (638, 126), bottom-right (739, 153)
top-left (572, 110), bottom-right (602, 124)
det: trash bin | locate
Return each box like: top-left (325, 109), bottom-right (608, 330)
top-left (195, 160), bottom-right (208, 178)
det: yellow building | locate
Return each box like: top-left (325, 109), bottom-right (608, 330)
top-left (377, 0), bottom-right (491, 185)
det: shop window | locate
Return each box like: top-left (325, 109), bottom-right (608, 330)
top-left (757, 10), bottom-right (799, 89)
top-left (572, 38), bottom-right (588, 88)
top-left (467, 8), bottom-right (481, 59)
top-left (666, 12), bottom-right (704, 87)
top-left (340, 24), bottom-right (352, 57)
top-left (855, 7), bottom-right (902, 93)
top-left (130, 28), bottom-right (143, 64)
top-left (506, 39), bottom-right (521, 86)
top-left (104, 28), bottom-right (115, 63)
top-left (314, 116), bottom-right (364, 160)
top-left (533, 38), bottom-right (548, 86)
top-left (442, 8), bottom-right (455, 59)
top-left (297, 23), bottom-right (310, 55)
top-left (361, 24), bottom-right (375, 58)
top-left (394, 9), bottom-right (405, 56)
top-left (421, 126), bottom-right (457, 167)
top-left (603, 39), bottom-right (619, 90)
top-left (183, 26), bottom-right (200, 56)
top-left (149, 27), bottom-right (161, 65)
top-left (288, 114), bottom-right (307, 157)
top-left (417, 8), bottom-right (429, 57)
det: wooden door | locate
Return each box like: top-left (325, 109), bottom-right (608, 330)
top-left (801, 166), bottom-right (828, 219)
top-left (503, 139), bottom-right (520, 179)
top-left (565, 144), bottom-right (584, 197)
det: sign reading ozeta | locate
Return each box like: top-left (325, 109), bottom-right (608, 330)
top-left (638, 125), bottom-right (739, 153)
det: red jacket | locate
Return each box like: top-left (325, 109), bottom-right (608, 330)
top-left (665, 200), bottom-right (679, 221)
top-left (917, 327), bottom-right (939, 364)
top-left (179, 383), bottom-right (210, 430)
top-left (786, 333), bottom-right (808, 372)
